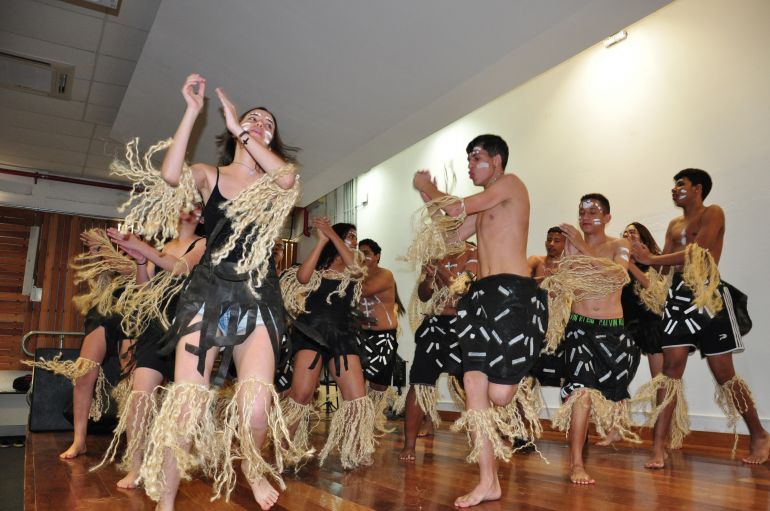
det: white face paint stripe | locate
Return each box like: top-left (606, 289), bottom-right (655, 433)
top-left (592, 219), bottom-right (602, 224)
top-left (476, 162), bottom-right (489, 169)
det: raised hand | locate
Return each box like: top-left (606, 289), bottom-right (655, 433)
top-left (630, 240), bottom-right (653, 265)
top-left (413, 169), bottom-right (434, 192)
top-left (215, 87), bottom-right (246, 139)
top-left (312, 217), bottom-right (332, 243)
top-left (181, 73), bottom-right (206, 114)
top-left (107, 228), bottom-right (147, 263)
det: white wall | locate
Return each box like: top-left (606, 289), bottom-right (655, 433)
top-left (354, 0), bottom-right (770, 433)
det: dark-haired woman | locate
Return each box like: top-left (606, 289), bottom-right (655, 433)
top-left (280, 218), bottom-right (376, 470)
top-left (139, 73), bottom-right (303, 511)
top-left (621, 222), bottom-right (665, 377)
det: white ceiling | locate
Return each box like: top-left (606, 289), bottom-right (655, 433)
top-left (1, 0), bottom-right (670, 205)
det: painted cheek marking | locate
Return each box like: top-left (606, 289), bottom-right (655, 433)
top-left (477, 162), bottom-right (489, 169)
top-left (592, 219), bottom-right (602, 225)
top-left (264, 131), bottom-right (273, 144)
top-left (619, 254), bottom-right (630, 261)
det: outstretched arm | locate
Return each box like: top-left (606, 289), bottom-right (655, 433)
top-left (107, 229), bottom-right (204, 275)
top-left (633, 207), bottom-right (725, 266)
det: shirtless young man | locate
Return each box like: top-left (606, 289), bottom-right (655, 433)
top-left (632, 168), bottom-right (769, 467)
top-left (527, 227), bottom-right (566, 283)
top-left (413, 134), bottom-right (546, 508)
top-left (553, 194), bottom-right (640, 484)
top-left (359, 238), bottom-right (401, 392)
top-left (398, 242), bottom-right (478, 462)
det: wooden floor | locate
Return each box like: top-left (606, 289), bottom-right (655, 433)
top-left (24, 417), bottom-right (770, 511)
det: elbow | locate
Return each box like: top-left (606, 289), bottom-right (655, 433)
top-left (276, 174), bottom-right (296, 190)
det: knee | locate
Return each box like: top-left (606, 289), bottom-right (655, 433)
top-left (488, 387), bottom-right (515, 407)
top-left (462, 372), bottom-right (486, 394)
top-left (290, 388), bottom-right (315, 406)
top-left (662, 357), bottom-right (686, 378)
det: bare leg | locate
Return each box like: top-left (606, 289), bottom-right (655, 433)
top-left (645, 346), bottom-right (689, 469)
top-left (155, 316), bottom-right (218, 511)
top-left (417, 415), bottom-right (435, 438)
top-left (647, 352), bottom-right (664, 378)
top-left (453, 372), bottom-right (506, 508)
top-left (706, 354), bottom-right (770, 464)
top-left (232, 327), bottom-right (281, 511)
top-left (567, 391), bottom-right (595, 484)
top-left (117, 367), bottom-right (163, 489)
top-left (286, 350), bottom-right (324, 437)
top-left (400, 386), bottom-right (422, 461)
top-left (61, 327), bottom-right (107, 459)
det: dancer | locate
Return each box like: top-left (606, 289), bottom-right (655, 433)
top-left (280, 219), bottom-right (376, 469)
top-left (126, 73), bottom-right (302, 511)
top-left (397, 242), bottom-right (477, 462)
top-left (527, 227), bottom-right (565, 283)
top-left (542, 194), bottom-right (641, 484)
top-left (90, 208), bottom-right (205, 488)
top-left (621, 222), bottom-right (665, 379)
top-left (412, 134), bottom-right (546, 508)
top-left (358, 238), bottom-right (403, 432)
top-left (26, 229), bottom-right (134, 459)
top-left (631, 168), bottom-right (769, 467)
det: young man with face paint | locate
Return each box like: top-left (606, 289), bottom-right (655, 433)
top-left (357, 238), bottom-right (404, 430)
top-left (631, 168), bottom-right (769, 468)
top-left (528, 226), bottom-right (566, 283)
top-left (547, 193), bottom-right (641, 485)
top-left (413, 134), bottom-right (547, 508)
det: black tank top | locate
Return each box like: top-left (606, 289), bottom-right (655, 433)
top-left (202, 169), bottom-right (244, 263)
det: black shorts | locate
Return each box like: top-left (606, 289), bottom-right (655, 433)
top-left (531, 347), bottom-right (566, 388)
top-left (625, 319), bottom-right (664, 355)
top-left (661, 273), bottom-right (746, 358)
top-left (130, 320), bottom-right (174, 381)
top-left (455, 274), bottom-right (546, 385)
top-left (409, 315), bottom-right (462, 386)
top-left (84, 308), bottom-right (124, 360)
top-left (560, 315), bottom-right (640, 402)
top-left (361, 329), bottom-right (398, 386)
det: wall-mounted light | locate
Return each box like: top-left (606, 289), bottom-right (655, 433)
top-left (604, 30), bottom-right (628, 48)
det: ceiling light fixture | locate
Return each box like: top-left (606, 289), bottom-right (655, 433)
top-left (604, 30), bottom-right (628, 48)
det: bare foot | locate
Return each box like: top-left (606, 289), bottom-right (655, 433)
top-left (596, 429), bottom-right (622, 447)
top-left (569, 465), bottom-right (595, 485)
top-left (644, 449), bottom-right (669, 469)
top-left (116, 470), bottom-right (141, 489)
top-left (417, 420), bottom-right (434, 438)
top-left (249, 477), bottom-right (279, 510)
top-left (59, 442), bottom-right (87, 459)
top-left (399, 447), bottom-right (416, 462)
top-left (454, 478), bottom-right (501, 508)
top-left (743, 431), bottom-right (770, 464)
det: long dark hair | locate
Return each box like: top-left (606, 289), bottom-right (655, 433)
top-left (316, 223), bottom-right (356, 270)
top-left (216, 106), bottom-right (299, 166)
top-left (627, 222), bottom-right (662, 255)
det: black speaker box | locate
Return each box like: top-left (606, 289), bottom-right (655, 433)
top-left (28, 348), bottom-right (120, 433)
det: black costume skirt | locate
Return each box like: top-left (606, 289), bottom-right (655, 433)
top-left (159, 257), bottom-right (285, 385)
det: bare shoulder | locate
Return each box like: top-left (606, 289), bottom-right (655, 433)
top-left (703, 204), bottom-right (725, 221)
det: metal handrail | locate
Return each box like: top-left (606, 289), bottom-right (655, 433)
top-left (21, 330), bottom-right (85, 357)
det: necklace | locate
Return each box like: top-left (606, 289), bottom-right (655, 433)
top-left (231, 161), bottom-right (257, 175)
